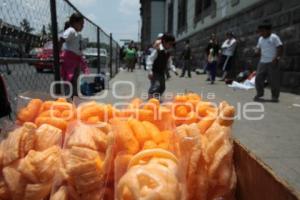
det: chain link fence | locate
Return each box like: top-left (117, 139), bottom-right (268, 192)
top-left (0, 0), bottom-right (120, 116)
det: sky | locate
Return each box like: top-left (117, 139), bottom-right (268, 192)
top-left (69, 0), bottom-right (140, 44)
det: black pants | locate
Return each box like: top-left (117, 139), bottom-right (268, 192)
top-left (219, 55), bottom-right (233, 72)
top-left (255, 62), bottom-right (280, 99)
top-left (64, 67), bottom-right (80, 97)
top-left (207, 61), bottom-right (217, 81)
top-left (148, 73), bottom-right (166, 99)
top-left (181, 60), bottom-right (191, 77)
top-left (127, 58), bottom-right (135, 72)
top-left (165, 67), bottom-right (171, 79)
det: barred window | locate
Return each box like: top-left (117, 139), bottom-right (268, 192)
top-left (204, 0), bottom-right (212, 9)
top-left (177, 0), bottom-right (187, 32)
top-left (195, 0), bottom-right (203, 17)
top-left (195, 0), bottom-right (213, 21)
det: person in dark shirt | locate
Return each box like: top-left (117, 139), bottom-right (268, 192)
top-left (180, 40), bottom-right (192, 78)
top-left (205, 34), bottom-right (220, 84)
top-left (146, 33), bottom-right (176, 100)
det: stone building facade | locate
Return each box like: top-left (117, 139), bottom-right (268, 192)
top-left (140, 0), bottom-right (166, 49)
top-left (160, 0), bottom-right (300, 94)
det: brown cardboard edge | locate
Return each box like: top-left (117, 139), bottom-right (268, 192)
top-left (233, 138), bottom-right (300, 200)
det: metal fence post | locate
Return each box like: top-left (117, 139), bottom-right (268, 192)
top-left (109, 33), bottom-right (113, 78)
top-left (116, 45), bottom-right (119, 74)
top-left (50, 0), bottom-right (61, 94)
top-left (97, 27), bottom-right (101, 74)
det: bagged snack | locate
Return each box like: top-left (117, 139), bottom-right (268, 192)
top-left (176, 101), bottom-right (236, 200)
top-left (116, 149), bottom-right (181, 200)
top-left (0, 122), bottom-right (62, 200)
top-left (50, 122), bottom-right (114, 200)
top-left (17, 98), bottom-right (76, 132)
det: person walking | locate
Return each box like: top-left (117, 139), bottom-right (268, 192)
top-left (146, 33), bottom-right (176, 100)
top-left (152, 33), bottom-right (172, 79)
top-left (219, 32), bottom-right (237, 81)
top-left (180, 39), bottom-right (192, 78)
top-left (60, 13), bottom-right (90, 97)
top-left (254, 21), bottom-right (283, 103)
top-left (124, 43), bottom-right (137, 72)
top-left (205, 34), bottom-right (220, 84)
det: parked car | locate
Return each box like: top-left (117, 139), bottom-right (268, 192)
top-left (29, 48), bottom-right (43, 58)
top-left (83, 48), bottom-right (108, 68)
top-left (33, 42), bottom-right (53, 72)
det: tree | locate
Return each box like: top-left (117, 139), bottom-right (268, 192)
top-left (41, 25), bottom-right (47, 36)
top-left (40, 25), bottom-right (48, 46)
top-left (20, 19), bottom-right (34, 33)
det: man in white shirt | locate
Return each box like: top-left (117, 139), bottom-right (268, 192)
top-left (254, 21), bottom-right (283, 102)
top-left (219, 32), bottom-right (237, 81)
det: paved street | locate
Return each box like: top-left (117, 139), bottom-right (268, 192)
top-left (100, 68), bottom-right (300, 194)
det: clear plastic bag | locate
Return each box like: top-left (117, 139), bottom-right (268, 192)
top-left (0, 122), bottom-right (63, 200)
top-left (111, 114), bottom-right (184, 200)
top-left (50, 121), bottom-right (114, 200)
top-left (175, 112), bottom-right (237, 200)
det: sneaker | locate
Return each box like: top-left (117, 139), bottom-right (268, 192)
top-left (271, 98), bottom-right (279, 103)
top-left (210, 81), bottom-right (214, 85)
top-left (253, 95), bottom-right (264, 102)
top-left (206, 78), bottom-right (211, 81)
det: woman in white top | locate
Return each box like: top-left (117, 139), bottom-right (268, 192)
top-left (219, 32), bottom-right (237, 81)
top-left (60, 13), bottom-right (89, 97)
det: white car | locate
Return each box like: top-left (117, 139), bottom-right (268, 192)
top-left (83, 48), bottom-right (108, 67)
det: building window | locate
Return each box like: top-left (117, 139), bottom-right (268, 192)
top-left (168, 1), bottom-right (174, 33)
top-left (195, 0), bottom-right (203, 17)
top-left (177, 0), bottom-right (187, 33)
top-left (204, 0), bottom-right (212, 9)
top-left (194, 0), bottom-right (213, 22)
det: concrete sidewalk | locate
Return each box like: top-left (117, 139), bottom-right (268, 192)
top-left (100, 68), bottom-right (300, 193)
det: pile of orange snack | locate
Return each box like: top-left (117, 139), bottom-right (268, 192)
top-left (0, 93), bottom-right (236, 200)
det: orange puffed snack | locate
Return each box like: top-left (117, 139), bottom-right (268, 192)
top-left (143, 140), bottom-right (158, 150)
top-left (60, 109), bottom-right (76, 121)
top-left (115, 109), bottom-right (135, 119)
top-left (128, 98), bottom-right (142, 109)
top-left (143, 98), bottom-right (160, 113)
top-left (39, 110), bottom-right (61, 118)
top-left (128, 118), bottom-right (150, 144)
top-left (174, 94), bottom-right (188, 103)
top-left (142, 121), bottom-right (163, 144)
top-left (39, 99), bottom-right (73, 113)
top-left (154, 106), bottom-right (174, 131)
top-left (134, 109), bottom-right (154, 122)
top-left (17, 99), bottom-right (43, 123)
top-left (35, 117), bottom-right (68, 132)
top-left (78, 102), bottom-right (105, 122)
top-left (111, 118), bottom-right (140, 154)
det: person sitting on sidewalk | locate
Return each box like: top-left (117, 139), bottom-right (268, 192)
top-left (219, 32), bottom-right (237, 81)
top-left (180, 39), bottom-right (192, 78)
top-left (254, 21), bottom-right (283, 103)
top-left (146, 33), bottom-right (176, 100)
